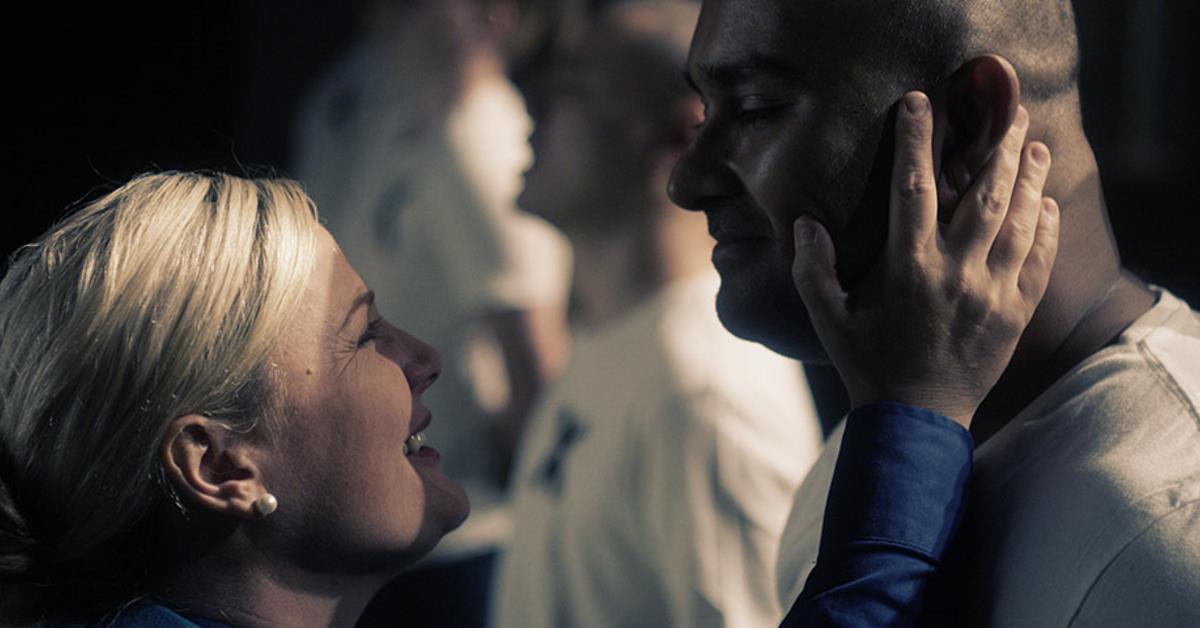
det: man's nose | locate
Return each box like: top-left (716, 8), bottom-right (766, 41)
top-left (668, 131), bottom-right (741, 211)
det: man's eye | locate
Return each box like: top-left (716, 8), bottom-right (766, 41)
top-left (358, 319), bottom-right (382, 347)
top-left (729, 95), bottom-right (787, 124)
top-left (735, 99), bottom-right (787, 127)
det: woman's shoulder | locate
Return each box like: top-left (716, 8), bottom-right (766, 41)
top-left (57, 603), bottom-right (234, 628)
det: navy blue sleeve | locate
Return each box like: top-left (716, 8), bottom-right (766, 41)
top-left (779, 402), bottom-right (973, 627)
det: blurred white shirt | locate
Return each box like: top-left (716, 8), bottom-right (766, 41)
top-left (494, 273), bottom-right (823, 628)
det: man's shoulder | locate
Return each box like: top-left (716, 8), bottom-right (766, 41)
top-left (1128, 289), bottom-right (1200, 412)
top-left (1069, 497), bottom-right (1200, 627)
top-left (967, 291), bottom-right (1200, 625)
top-left (985, 290), bottom-right (1200, 464)
top-left (974, 290), bottom-right (1200, 537)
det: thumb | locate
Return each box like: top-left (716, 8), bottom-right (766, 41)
top-left (792, 216), bottom-right (847, 336)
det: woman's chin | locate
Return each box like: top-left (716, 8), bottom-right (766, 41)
top-left (441, 478), bottom-right (471, 532)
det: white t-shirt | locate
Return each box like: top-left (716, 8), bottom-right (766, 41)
top-left (493, 273), bottom-right (824, 628)
top-left (292, 43), bottom-right (572, 558)
top-left (776, 289), bottom-right (1200, 626)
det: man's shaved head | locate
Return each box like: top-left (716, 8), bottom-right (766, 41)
top-left (824, 0), bottom-right (1081, 104)
top-left (959, 0), bottom-right (1079, 100)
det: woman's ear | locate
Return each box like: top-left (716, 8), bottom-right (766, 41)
top-left (932, 54), bottom-right (1021, 218)
top-left (160, 415), bottom-right (271, 521)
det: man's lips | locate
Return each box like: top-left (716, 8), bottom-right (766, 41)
top-left (711, 235), bottom-right (770, 266)
top-left (704, 206), bottom-right (772, 242)
top-left (712, 233), bottom-right (770, 245)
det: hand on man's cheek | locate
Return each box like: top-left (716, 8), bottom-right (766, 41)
top-left (829, 106), bottom-right (898, 295)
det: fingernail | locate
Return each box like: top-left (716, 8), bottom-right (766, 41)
top-left (795, 218), bottom-right (815, 243)
top-left (1030, 142), bottom-right (1050, 167)
top-left (903, 92), bottom-right (929, 116)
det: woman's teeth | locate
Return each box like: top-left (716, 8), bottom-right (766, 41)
top-left (404, 431), bottom-right (426, 456)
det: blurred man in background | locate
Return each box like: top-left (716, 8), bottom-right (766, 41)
top-left (492, 2), bottom-right (823, 626)
top-left (291, 1), bottom-right (571, 624)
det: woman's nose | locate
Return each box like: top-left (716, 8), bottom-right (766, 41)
top-left (384, 322), bottom-right (442, 395)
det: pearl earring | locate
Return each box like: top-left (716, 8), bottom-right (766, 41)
top-left (252, 493), bottom-right (279, 518)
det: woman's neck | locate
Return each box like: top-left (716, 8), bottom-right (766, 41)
top-left (157, 545), bottom-right (389, 628)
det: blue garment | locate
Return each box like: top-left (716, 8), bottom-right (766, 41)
top-left (95, 604), bottom-right (234, 628)
top-left (780, 402), bottom-right (973, 627)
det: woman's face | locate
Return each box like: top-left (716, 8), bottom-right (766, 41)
top-left (261, 228), bottom-right (468, 573)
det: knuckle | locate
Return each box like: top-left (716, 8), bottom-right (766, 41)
top-left (995, 309), bottom-right (1027, 337)
top-left (968, 287), bottom-right (997, 314)
top-left (1004, 216), bottom-right (1035, 245)
top-left (792, 272), bottom-right (814, 292)
top-left (896, 167), bottom-right (933, 203)
top-left (942, 266), bottom-right (974, 299)
top-left (903, 249), bottom-right (929, 275)
top-left (977, 186), bottom-right (1009, 217)
top-left (1015, 177), bottom-right (1045, 207)
top-left (791, 268), bottom-right (823, 296)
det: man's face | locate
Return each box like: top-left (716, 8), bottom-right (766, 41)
top-left (668, 0), bottom-right (907, 360)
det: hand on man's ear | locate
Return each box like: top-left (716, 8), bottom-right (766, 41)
top-left (792, 89), bottom-right (1058, 426)
top-left (935, 54), bottom-right (1022, 220)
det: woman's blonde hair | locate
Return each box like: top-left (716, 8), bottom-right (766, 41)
top-left (0, 172), bottom-right (319, 622)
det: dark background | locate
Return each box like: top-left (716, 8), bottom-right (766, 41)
top-left (4, 1), bottom-right (1198, 303)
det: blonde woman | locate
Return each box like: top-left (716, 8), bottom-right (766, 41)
top-left (0, 173), bottom-right (468, 626)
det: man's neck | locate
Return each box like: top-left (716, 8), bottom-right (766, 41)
top-left (968, 163), bottom-right (1158, 443)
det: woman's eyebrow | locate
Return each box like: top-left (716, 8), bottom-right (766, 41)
top-left (339, 289), bottom-right (375, 332)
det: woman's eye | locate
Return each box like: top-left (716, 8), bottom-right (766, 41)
top-left (358, 319), bottom-right (382, 347)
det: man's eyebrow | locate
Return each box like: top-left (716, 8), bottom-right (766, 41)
top-left (690, 53), bottom-right (807, 89)
top-left (339, 289), bottom-right (375, 332)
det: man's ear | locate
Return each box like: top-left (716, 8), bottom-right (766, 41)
top-left (932, 54), bottom-right (1021, 218)
top-left (160, 415), bottom-right (270, 521)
